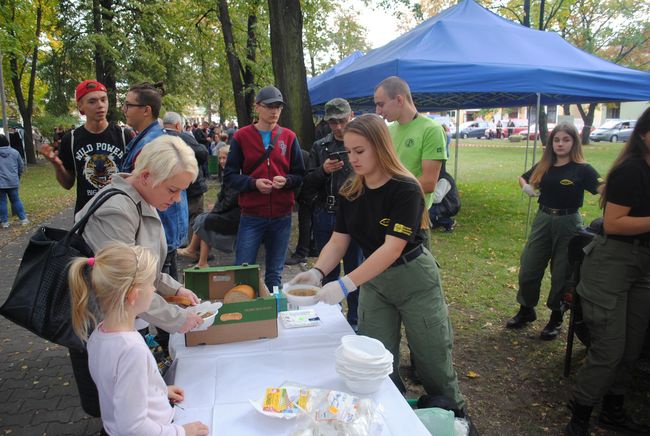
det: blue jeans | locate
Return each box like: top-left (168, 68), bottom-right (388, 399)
top-left (235, 214), bottom-right (292, 291)
top-left (312, 207), bottom-right (364, 324)
top-left (0, 188), bottom-right (26, 222)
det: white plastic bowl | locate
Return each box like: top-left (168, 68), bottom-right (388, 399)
top-left (282, 284), bottom-right (320, 306)
top-left (335, 346), bottom-right (393, 369)
top-left (340, 335), bottom-right (389, 360)
top-left (340, 374), bottom-right (388, 394)
top-left (335, 363), bottom-right (392, 380)
top-left (192, 310), bottom-right (217, 331)
top-left (190, 301), bottom-right (223, 331)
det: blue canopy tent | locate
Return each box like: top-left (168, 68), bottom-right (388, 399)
top-left (308, 0), bottom-right (650, 234)
top-left (308, 50), bottom-right (364, 91)
top-left (308, 0), bottom-right (650, 112)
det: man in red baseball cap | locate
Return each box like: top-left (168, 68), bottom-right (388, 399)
top-left (40, 79), bottom-right (132, 213)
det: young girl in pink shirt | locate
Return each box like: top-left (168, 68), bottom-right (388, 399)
top-left (69, 242), bottom-right (209, 436)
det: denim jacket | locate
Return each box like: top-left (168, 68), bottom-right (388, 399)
top-left (120, 122), bottom-right (189, 251)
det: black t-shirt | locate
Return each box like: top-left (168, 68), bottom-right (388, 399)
top-left (605, 158), bottom-right (650, 241)
top-left (335, 175), bottom-right (425, 258)
top-left (522, 161), bottom-right (601, 209)
top-left (59, 123), bottom-right (126, 213)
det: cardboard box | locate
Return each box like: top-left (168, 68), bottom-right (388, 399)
top-left (183, 264), bottom-right (287, 346)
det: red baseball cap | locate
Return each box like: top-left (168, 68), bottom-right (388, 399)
top-left (75, 80), bottom-right (108, 102)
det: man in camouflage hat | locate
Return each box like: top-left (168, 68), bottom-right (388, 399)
top-left (302, 97), bottom-right (363, 329)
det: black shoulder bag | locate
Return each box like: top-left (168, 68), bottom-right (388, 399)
top-left (0, 188), bottom-right (138, 351)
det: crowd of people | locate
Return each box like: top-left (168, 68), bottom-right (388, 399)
top-left (27, 75), bottom-right (650, 435)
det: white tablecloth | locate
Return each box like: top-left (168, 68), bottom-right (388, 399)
top-left (169, 303), bottom-right (430, 435)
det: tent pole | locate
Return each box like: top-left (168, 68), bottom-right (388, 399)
top-left (525, 93), bottom-right (542, 239)
top-left (454, 108), bottom-right (460, 180)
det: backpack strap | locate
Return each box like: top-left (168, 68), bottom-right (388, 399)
top-left (70, 129), bottom-right (76, 180)
top-left (245, 127), bottom-right (283, 176)
top-left (66, 188), bottom-right (141, 243)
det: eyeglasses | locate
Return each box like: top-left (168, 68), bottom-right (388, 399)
top-left (122, 101), bottom-right (147, 111)
top-left (260, 102), bottom-right (283, 109)
top-left (327, 118), bottom-right (348, 126)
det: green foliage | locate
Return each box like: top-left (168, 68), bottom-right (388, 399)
top-left (33, 113), bottom-right (79, 141)
top-left (301, 1), bottom-right (370, 75)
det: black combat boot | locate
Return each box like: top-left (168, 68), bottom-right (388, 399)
top-left (598, 394), bottom-right (650, 434)
top-left (540, 310), bottom-right (563, 340)
top-left (506, 305), bottom-right (537, 329)
top-left (565, 400), bottom-right (593, 436)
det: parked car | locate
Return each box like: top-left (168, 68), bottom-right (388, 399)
top-left (426, 115), bottom-right (456, 136)
top-left (589, 119), bottom-right (636, 142)
top-left (455, 121), bottom-right (494, 139)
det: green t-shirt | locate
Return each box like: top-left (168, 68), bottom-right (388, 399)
top-left (388, 115), bottom-right (447, 208)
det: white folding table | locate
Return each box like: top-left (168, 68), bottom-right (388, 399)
top-left (169, 303), bottom-right (430, 435)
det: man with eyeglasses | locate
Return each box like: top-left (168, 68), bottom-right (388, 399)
top-left (39, 80), bottom-right (132, 213)
top-left (301, 98), bottom-right (363, 329)
top-left (223, 85), bottom-right (305, 292)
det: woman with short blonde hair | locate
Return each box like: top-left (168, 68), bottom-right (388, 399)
top-left (68, 133), bottom-right (203, 420)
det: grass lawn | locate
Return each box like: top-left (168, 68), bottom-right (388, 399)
top-left (0, 160), bottom-right (75, 245)
top-left (439, 139), bottom-right (619, 328)
top-left (416, 139), bottom-right (650, 434)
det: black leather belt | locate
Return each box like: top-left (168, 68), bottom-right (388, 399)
top-left (391, 244), bottom-right (424, 268)
top-left (607, 234), bottom-right (650, 248)
top-left (539, 205), bottom-right (578, 216)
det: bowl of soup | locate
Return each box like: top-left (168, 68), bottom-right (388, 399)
top-left (189, 301), bottom-right (223, 331)
top-left (282, 284), bottom-right (320, 306)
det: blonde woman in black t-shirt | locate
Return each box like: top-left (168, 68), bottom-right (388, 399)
top-left (506, 123), bottom-right (602, 339)
top-left (566, 108), bottom-right (650, 436)
top-left (288, 114), bottom-right (472, 422)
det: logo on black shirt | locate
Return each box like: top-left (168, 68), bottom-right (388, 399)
top-left (393, 223), bottom-right (413, 236)
top-left (84, 153), bottom-right (118, 189)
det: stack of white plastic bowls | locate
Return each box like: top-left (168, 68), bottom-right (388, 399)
top-left (335, 335), bottom-right (393, 394)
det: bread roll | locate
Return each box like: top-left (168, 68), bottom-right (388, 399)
top-left (224, 284), bottom-right (255, 303)
top-left (164, 295), bottom-right (193, 306)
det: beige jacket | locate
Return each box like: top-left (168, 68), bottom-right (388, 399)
top-left (76, 173), bottom-right (187, 332)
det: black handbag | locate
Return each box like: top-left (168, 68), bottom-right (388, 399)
top-left (0, 188), bottom-right (133, 351)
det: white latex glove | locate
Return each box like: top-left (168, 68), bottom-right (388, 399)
top-left (522, 183), bottom-right (539, 197)
top-left (316, 276), bottom-right (357, 305)
top-left (288, 268), bottom-right (324, 287)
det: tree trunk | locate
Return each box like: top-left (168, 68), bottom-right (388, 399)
top-left (523, 0), bottom-right (531, 27)
top-left (243, 10), bottom-right (259, 119)
top-left (268, 0), bottom-right (315, 150)
top-left (92, 0), bottom-right (119, 121)
top-left (217, 0), bottom-right (253, 127)
top-left (538, 108), bottom-right (548, 146)
top-left (576, 103), bottom-right (596, 145)
top-left (8, 0), bottom-right (42, 164)
top-left (218, 97), bottom-right (225, 125)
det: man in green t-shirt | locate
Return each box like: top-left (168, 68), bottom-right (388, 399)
top-left (374, 76), bottom-right (447, 210)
